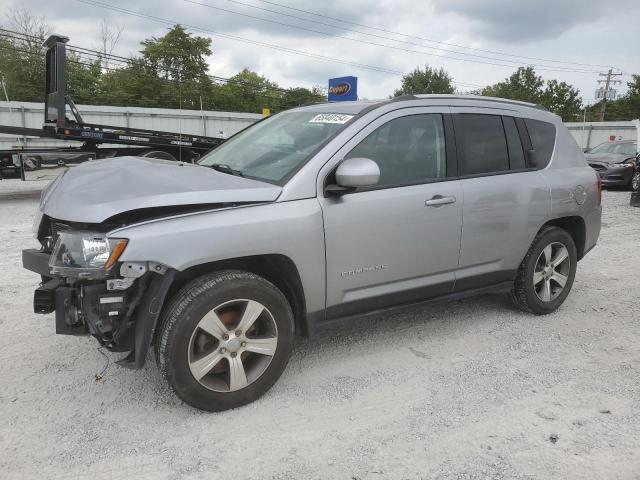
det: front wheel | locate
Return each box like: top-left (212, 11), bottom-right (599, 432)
top-left (632, 171), bottom-right (640, 192)
top-left (511, 226), bottom-right (577, 315)
top-left (156, 271), bottom-right (294, 411)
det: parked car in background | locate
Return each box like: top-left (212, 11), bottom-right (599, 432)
top-left (23, 95), bottom-right (602, 411)
top-left (585, 140), bottom-right (638, 189)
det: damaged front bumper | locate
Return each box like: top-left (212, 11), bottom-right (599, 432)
top-left (22, 248), bottom-right (175, 369)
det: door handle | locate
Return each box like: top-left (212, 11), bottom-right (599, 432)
top-left (425, 195), bottom-right (456, 207)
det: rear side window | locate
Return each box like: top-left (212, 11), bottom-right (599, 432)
top-left (456, 114), bottom-right (509, 175)
top-left (525, 119), bottom-right (556, 168)
top-left (502, 116), bottom-right (526, 170)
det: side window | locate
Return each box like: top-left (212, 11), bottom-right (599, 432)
top-left (524, 119), bottom-right (556, 168)
top-left (345, 114), bottom-right (446, 187)
top-left (502, 116), bottom-right (526, 170)
top-left (456, 114), bottom-right (509, 175)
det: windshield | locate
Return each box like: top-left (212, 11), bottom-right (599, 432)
top-left (590, 142), bottom-right (637, 155)
top-left (199, 111), bottom-right (355, 184)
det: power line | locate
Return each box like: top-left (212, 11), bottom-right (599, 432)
top-left (65, 31), bottom-right (486, 90)
top-left (186, 0), bottom-right (605, 74)
top-left (0, 28), bottom-right (498, 97)
top-left (73, 0), bottom-right (406, 76)
top-left (70, 40), bottom-right (484, 92)
top-left (252, 0), bottom-right (618, 70)
top-left (79, 0), bottom-right (585, 83)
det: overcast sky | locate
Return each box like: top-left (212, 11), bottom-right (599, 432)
top-left (3, 0), bottom-right (640, 105)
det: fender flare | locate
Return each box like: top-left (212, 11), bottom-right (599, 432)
top-left (116, 269), bottom-right (177, 369)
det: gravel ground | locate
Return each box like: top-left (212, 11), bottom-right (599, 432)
top-left (1, 180), bottom-right (639, 480)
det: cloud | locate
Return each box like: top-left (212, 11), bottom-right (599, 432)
top-left (3, 0), bottom-right (640, 103)
top-left (432, 0), bottom-right (640, 43)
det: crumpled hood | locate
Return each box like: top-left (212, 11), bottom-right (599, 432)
top-left (41, 156), bottom-right (282, 223)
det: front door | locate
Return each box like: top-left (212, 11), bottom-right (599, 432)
top-left (317, 108), bottom-right (463, 320)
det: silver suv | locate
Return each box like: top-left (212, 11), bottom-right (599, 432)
top-left (23, 95), bottom-right (602, 411)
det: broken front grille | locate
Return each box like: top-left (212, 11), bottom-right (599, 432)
top-left (38, 217), bottom-right (70, 253)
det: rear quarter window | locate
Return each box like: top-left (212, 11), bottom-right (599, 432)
top-left (525, 119), bottom-right (556, 168)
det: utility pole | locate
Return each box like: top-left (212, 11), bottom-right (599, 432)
top-left (596, 68), bottom-right (622, 121)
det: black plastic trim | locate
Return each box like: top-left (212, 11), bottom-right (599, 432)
top-left (116, 269), bottom-right (177, 369)
top-left (34, 278), bottom-right (60, 314)
top-left (455, 168), bottom-right (538, 180)
top-left (22, 249), bottom-right (51, 276)
top-left (453, 270), bottom-right (516, 292)
top-left (325, 279), bottom-right (455, 321)
top-left (311, 280), bottom-right (514, 334)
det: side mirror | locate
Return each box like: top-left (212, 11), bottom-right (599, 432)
top-left (325, 158), bottom-right (380, 195)
top-left (336, 157), bottom-right (380, 187)
top-left (583, 147), bottom-right (591, 153)
top-left (326, 157), bottom-right (380, 195)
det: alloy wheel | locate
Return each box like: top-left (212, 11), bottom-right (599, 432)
top-left (187, 299), bottom-right (278, 392)
top-left (533, 242), bottom-right (571, 302)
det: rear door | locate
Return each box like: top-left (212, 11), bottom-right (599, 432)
top-left (451, 108), bottom-right (550, 291)
top-left (317, 107), bottom-right (463, 320)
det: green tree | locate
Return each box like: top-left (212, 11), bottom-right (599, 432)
top-left (141, 25), bottom-right (212, 82)
top-left (135, 25), bottom-right (214, 109)
top-left (393, 65), bottom-right (455, 96)
top-left (0, 10), bottom-right (49, 102)
top-left (279, 87), bottom-right (324, 109)
top-left (482, 66), bottom-right (544, 103)
top-left (98, 60), bottom-right (170, 108)
top-left (482, 66), bottom-right (582, 120)
top-left (67, 56), bottom-right (102, 104)
top-left (215, 69), bottom-right (282, 112)
top-left (540, 79), bottom-right (582, 121)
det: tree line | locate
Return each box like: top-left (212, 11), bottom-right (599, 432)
top-left (1, 17), bottom-right (638, 121)
top-left (0, 24), bottom-right (325, 114)
top-left (394, 65), bottom-right (640, 121)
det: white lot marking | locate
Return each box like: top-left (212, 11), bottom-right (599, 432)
top-left (1, 181), bottom-right (639, 479)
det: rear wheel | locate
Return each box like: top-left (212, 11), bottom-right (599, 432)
top-left (156, 270), bottom-right (294, 411)
top-left (511, 226), bottom-right (577, 315)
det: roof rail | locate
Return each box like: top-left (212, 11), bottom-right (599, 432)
top-left (408, 94), bottom-right (548, 111)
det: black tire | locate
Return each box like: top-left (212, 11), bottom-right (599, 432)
top-left (156, 270), bottom-right (294, 411)
top-left (22, 155), bottom-right (42, 171)
top-left (511, 226), bottom-right (577, 315)
top-left (139, 150), bottom-right (177, 161)
top-left (632, 171), bottom-right (640, 192)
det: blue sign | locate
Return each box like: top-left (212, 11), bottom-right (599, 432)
top-left (328, 76), bottom-right (358, 102)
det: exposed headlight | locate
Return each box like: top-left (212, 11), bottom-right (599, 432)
top-left (612, 162), bottom-right (635, 168)
top-left (49, 231), bottom-right (128, 276)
